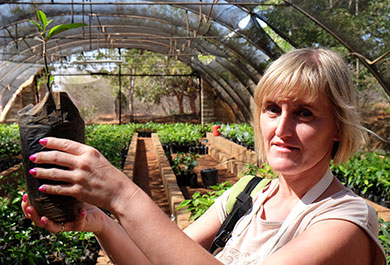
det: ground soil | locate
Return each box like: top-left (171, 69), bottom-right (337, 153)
top-left (133, 138), bottom-right (170, 215)
top-left (96, 137), bottom-right (238, 264)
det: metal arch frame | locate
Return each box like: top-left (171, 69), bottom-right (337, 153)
top-left (1, 10), bottom-right (257, 61)
top-left (192, 58), bottom-right (252, 119)
top-left (0, 3), bottom-right (274, 121)
top-left (0, 36), bottom-right (253, 121)
top-left (0, 4), bottom-right (274, 65)
top-left (155, 0), bottom-right (282, 60)
top-left (0, 29), bottom-right (258, 111)
top-left (282, 0), bottom-right (390, 96)
top-left (1, 0), bottom-right (389, 95)
top-left (191, 61), bottom-right (246, 122)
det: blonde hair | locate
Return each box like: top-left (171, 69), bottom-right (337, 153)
top-left (254, 48), bottom-right (366, 165)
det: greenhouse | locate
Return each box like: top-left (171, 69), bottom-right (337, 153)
top-left (0, 0), bottom-right (389, 264)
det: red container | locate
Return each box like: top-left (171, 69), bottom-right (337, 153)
top-left (212, 124), bottom-right (221, 136)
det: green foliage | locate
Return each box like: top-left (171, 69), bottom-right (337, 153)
top-left (239, 163), bottom-right (278, 179)
top-left (0, 175), bottom-right (99, 264)
top-left (177, 181), bottom-right (232, 221)
top-left (157, 123), bottom-right (210, 146)
top-left (30, 10), bottom-right (85, 42)
top-left (0, 123), bottom-right (136, 170)
top-left (378, 218), bottom-right (390, 264)
top-left (220, 123), bottom-right (254, 148)
top-left (171, 152), bottom-right (200, 177)
top-left (0, 124), bottom-right (21, 159)
top-left (261, 24), bottom-right (294, 52)
top-left (177, 160), bottom-right (277, 222)
top-left (85, 124), bottom-right (136, 168)
top-left (330, 152), bottom-right (390, 200)
top-left (133, 121), bottom-right (164, 133)
top-left (257, 0), bottom-right (388, 97)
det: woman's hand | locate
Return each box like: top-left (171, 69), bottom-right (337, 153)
top-left (21, 193), bottom-right (107, 234)
top-left (28, 137), bottom-right (135, 212)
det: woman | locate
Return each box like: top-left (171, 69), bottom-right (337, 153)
top-left (22, 48), bottom-right (386, 264)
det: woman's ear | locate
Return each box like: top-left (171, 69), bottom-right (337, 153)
top-left (333, 126), bottom-right (341, 141)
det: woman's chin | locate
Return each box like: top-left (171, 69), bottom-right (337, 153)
top-left (267, 158), bottom-right (301, 175)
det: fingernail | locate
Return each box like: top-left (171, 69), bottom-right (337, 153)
top-left (39, 138), bottom-right (48, 146)
top-left (26, 207), bottom-right (32, 215)
top-left (29, 154), bottom-right (36, 162)
top-left (80, 209), bottom-right (87, 216)
top-left (22, 194), bottom-right (27, 202)
top-left (38, 186), bottom-right (46, 192)
top-left (40, 217), bottom-right (47, 225)
top-left (29, 168), bottom-right (37, 176)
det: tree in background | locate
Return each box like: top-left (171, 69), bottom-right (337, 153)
top-left (75, 48), bottom-right (198, 116)
top-left (258, 0), bottom-right (389, 96)
top-left (163, 58), bottom-right (199, 115)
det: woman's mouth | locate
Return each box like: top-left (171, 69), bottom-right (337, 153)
top-left (271, 142), bottom-right (299, 153)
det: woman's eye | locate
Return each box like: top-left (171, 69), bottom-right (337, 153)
top-left (264, 104), bottom-right (281, 115)
top-left (296, 109), bottom-right (313, 119)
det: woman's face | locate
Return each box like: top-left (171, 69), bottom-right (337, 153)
top-left (260, 95), bottom-right (339, 177)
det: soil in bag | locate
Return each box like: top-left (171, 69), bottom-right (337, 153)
top-left (18, 92), bottom-right (84, 223)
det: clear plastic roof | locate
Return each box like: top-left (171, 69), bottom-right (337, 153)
top-left (0, 0), bottom-right (389, 122)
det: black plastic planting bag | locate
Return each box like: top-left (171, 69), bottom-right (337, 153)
top-left (18, 92), bottom-right (84, 223)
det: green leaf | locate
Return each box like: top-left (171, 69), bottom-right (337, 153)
top-left (46, 19), bottom-right (53, 27)
top-left (36, 10), bottom-right (47, 29)
top-left (29, 20), bottom-right (43, 32)
top-left (47, 23), bottom-right (86, 40)
top-left (49, 75), bottom-right (55, 87)
top-left (176, 199), bottom-right (191, 210)
top-left (11, 197), bottom-right (21, 205)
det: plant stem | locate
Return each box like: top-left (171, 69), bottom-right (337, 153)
top-left (43, 39), bottom-right (51, 94)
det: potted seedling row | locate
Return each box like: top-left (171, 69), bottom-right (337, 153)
top-left (172, 152), bottom-right (200, 188)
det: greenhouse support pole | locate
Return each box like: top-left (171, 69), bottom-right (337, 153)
top-left (118, 48), bottom-right (122, 125)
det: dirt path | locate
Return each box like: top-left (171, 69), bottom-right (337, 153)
top-left (96, 137), bottom-right (170, 264)
top-left (133, 137), bottom-right (170, 215)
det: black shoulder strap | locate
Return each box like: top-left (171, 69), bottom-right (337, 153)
top-left (208, 177), bottom-right (262, 254)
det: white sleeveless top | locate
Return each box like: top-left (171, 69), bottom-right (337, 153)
top-left (214, 170), bottom-right (386, 265)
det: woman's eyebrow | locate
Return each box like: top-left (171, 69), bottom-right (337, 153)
top-left (262, 99), bottom-right (276, 106)
top-left (295, 103), bottom-right (322, 113)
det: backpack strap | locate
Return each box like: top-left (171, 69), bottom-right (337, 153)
top-left (226, 175), bottom-right (271, 215)
top-left (208, 176), bottom-right (271, 254)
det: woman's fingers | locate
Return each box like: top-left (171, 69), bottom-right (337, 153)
top-left (30, 150), bottom-right (77, 169)
top-left (21, 194), bottom-right (51, 229)
top-left (22, 193), bottom-right (90, 233)
top-left (28, 136), bottom-right (133, 212)
top-left (36, 181), bottom-right (78, 197)
top-left (40, 208), bottom-right (87, 233)
top-left (30, 166), bottom-right (93, 198)
top-left (29, 166), bottom-right (80, 186)
top-left (21, 194), bottom-right (38, 224)
top-left (39, 137), bottom-right (86, 156)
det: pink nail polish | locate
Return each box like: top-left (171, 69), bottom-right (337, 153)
top-left (38, 186), bottom-right (46, 192)
top-left (39, 138), bottom-right (48, 146)
top-left (29, 154), bottom-right (36, 162)
top-left (26, 207), bottom-right (32, 215)
top-left (22, 194), bottom-right (27, 202)
top-left (80, 209), bottom-right (87, 216)
top-left (29, 168), bottom-right (37, 176)
top-left (40, 217), bottom-right (47, 225)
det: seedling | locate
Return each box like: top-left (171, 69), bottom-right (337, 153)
top-left (30, 10), bottom-right (85, 92)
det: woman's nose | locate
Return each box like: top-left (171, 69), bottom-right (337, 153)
top-left (275, 113), bottom-right (294, 137)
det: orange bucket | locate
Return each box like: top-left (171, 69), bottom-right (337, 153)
top-left (212, 124), bottom-right (221, 136)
